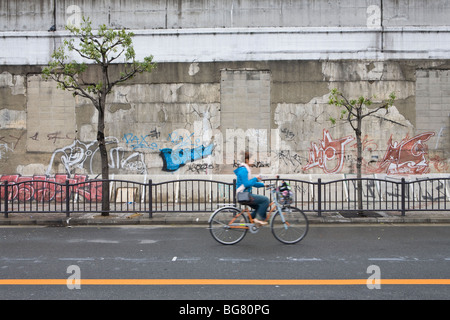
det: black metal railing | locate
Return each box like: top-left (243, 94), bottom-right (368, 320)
top-left (1, 176), bottom-right (450, 218)
top-left (151, 179), bottom-right (236, 214)
top-left (261, 177), bottom-right (450, 216)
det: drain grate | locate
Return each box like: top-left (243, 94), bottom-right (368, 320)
top-left (339, 211), bottom-right (382, 218)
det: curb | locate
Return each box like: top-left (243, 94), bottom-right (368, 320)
top-left (308, 217), bottom-right (450, 224)
top-left (1, 215), bottom-right (450, 226)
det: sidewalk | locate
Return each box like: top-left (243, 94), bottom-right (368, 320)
top-left (1, 210), bottom-right (450, 226)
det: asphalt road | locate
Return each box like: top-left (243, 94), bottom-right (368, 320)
top-left (0, 224), bottom-right (449, 302)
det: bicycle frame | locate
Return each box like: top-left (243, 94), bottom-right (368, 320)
top-left (209, 182), bottom-right (308, 245)
top-left (227, 186), bottom-right (288, 231)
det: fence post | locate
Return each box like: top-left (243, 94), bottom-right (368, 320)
top-left (65, 180), bottom-right (71, 218)
top-left (317, 178), bottom-right (322, 217)
top-left (3, 181), bottom-right (8, 218)
top-left (232, 179), bottom-right (236, 207)
top-left (401, 177), bottom-right (406, 216)
top-left (148, 179), bottom-right (153, 218)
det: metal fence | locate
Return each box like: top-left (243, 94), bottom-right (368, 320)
top-left (1, 176), bottom-right (450, 218)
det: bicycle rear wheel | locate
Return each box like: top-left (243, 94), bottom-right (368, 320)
top-left (271, 206), bottom-right (308, 244)
top-left (209, 207), bottom-right (248, 245)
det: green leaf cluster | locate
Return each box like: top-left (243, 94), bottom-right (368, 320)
top-left (328, 88), bottom-right (396, 128)
top-left (42, 16), bottom-right (156, 109)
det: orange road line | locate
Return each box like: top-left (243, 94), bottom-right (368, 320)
top-left (1, 279), bottom-right (450, 286)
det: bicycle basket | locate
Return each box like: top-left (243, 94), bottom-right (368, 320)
top-left (276, 189), bottom-right (294, 205)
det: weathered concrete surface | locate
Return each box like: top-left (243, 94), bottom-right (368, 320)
top-left (1, 1), bottom-right (450, 178)
top-left (3, 0), bottom-right (450, 31)
top-left (0, 59), bottom-right (449, 178)
top-left (3, 1), bottom-right (450, 63)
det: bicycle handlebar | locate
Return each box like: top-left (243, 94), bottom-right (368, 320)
top-left (260, 175), bottom-right (285, 190)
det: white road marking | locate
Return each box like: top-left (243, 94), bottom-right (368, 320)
top-left (287, 257), bottom-right (322, 262)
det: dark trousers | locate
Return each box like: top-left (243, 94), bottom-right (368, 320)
top-left (248, 194), bottom-right (270, 219)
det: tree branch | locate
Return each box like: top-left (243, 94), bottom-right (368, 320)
top-left (361, 103), bottom-right (390, 119)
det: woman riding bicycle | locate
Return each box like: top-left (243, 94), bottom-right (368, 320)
top-left (234, 151), bottom-right (270, 226)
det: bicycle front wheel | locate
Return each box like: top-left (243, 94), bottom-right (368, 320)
top-left (271, 206), bottom-right (308, 244)
top-left (209, 207), bottom-right (248, 245)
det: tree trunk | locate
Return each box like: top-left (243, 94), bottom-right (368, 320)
top-left (97, 106), bottom-right (110, 216)
top-left (356, 112), bottom-right (363, 216)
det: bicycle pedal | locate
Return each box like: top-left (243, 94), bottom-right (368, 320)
top-left (249, 224), bottom-right (260, 234)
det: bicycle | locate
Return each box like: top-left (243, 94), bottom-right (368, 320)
top-left (208, 182), bottom-right (309, 245)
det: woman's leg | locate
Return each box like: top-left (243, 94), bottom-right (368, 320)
top-left (250, 194), bottom-right (270, 220)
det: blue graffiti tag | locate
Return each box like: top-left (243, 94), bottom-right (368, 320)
top-left (160, 144), bottom-right (214, 172)
top-left (123, 131), bottom-right (160, 150)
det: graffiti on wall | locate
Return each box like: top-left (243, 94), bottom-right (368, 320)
top-left (342, 174), bottom-right (449, 203)
top-left (123, 127), bottom-right (216, 172)
top-left (0, 143), bottom-right (13, 160)
top-left (160, 144), bottom-right (214, 172)
top-left (123, 129), bottom-right (160, 151)
top-left (0, 132), bottom-right (25, 159)
top-left (303, 129), bottom-right (355, 174)
top-left (302, 130), bottom-right (439, 175)
top-left (373, 132), bottom-right (435, 174)
top-left (1, 109), bottom-right (443, 177)
top-left (42, 129), bottom-right (442, 175)
top-left (46, 137), bottom-right (147, 175)
top-left (0, 174), bottom-right (101, 202)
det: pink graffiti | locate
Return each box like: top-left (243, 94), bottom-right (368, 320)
top-left (375, 132), bottom-right (435, 175)
top-left (303, 129), bottom-right (355, 174)
top-left (0, 174), bottom-right (102, 202)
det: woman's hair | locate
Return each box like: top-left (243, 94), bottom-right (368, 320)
top-left (244, 151), bottom-right (250, 163)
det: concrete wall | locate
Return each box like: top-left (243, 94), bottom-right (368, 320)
top-left (2, 1), bottom-right (450, 63)
top-left (1, 59), bottom-right (449, 179)
top-left (3, 0), bottom-right (450, 31)
top-left (0, 0), bottom-right (450, 179)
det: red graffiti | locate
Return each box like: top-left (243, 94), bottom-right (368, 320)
top-left (375, 132), bottom-right (435, 175)
top-left (429, 154), bottom-right (449, 173)
top-left (0, 174), bottom-right (102, 203)
top-left (303, 129), bottom-right (355, 174)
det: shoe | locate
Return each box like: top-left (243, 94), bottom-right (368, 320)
top-left (254, 218), bottom-right (268, 226)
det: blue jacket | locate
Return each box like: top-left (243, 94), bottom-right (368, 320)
top-left (234, 166), bottom-right (264, 193)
